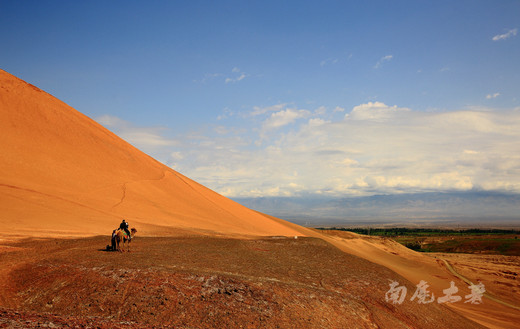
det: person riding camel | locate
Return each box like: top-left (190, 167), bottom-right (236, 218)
top-left (119, 219), bottom-right (131, 241)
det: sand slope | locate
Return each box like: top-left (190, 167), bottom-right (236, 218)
top-left (314, 230), bottom-right (520, 329)
top-left (0, 69), bottom-right (302, 238)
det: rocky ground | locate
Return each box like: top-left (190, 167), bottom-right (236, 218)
top-left (0, 235), bottom-right (484, 328)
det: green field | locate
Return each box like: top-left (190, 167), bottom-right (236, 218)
top-left (316, 227), bottom-right (520, 256)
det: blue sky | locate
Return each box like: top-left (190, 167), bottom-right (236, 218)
top-left (2, 0), bottom-right (520, 199)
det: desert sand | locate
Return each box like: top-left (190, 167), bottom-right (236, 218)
top-left (1, 69), bottom-right (519, 328)
top-left (0, 69), bottom-right (302, 239)
top-left (316, 230), bottom-right (520, 329)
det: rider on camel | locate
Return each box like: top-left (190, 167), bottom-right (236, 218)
top-left (119, 219), bottom-right (131, 241)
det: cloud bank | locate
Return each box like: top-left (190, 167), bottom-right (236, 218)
top-left (98, 103), bottom-right (520, 199)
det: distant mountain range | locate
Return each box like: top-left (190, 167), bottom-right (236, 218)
top-left (234, 191), bottom-right (520, 227)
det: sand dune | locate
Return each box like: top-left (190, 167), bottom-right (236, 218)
top-left (0, 69), bottom-right (302, 238)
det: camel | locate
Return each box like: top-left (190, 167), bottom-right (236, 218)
top-left (115, 227), bottom-right (137, 252)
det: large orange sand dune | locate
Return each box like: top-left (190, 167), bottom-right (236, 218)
top-left (0, 69), bottom-right (302, 238)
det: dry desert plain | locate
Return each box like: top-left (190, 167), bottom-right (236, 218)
top-left (1, 69), bottom-right (519, 328)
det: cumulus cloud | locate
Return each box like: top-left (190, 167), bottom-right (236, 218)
top-left (374, 55), bottom-right (393, 68)
top-left (101, 104), bottom-right (520, 199)
top-left (307, 118), bottom-right (329, 126)
top-left (492, 28), bottom-right (518, 41)
top-left (346, 101), bottom-right (410, 121)
top-left (262, 108), bottom-right (311, 130)
top-left (168, 103), bottom-right (520, 198)
top-left (486, 92), bottom-right (500, 99)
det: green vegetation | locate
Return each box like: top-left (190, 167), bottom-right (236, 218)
top-left (315, 227), bottom-right (520, 236)
top-left (316, 227), bottom-right (520, 255)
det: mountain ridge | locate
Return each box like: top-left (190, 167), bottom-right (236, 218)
top-left (234, 191), bottom-right (520, 226)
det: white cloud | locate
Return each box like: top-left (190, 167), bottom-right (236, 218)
top-left (170, 151), bottom-right (184, 160)
top-left (106, 104), bottom-right (520, 199)
top-left (168, 103), bottom-right (520, 198)
top-left (225, 67), bottom-right (248, 83)
top-left (250, 104), bottom-right (287, 116)
top-left (492, 28), bottom-right (518, 41)
top-left (347, 101), bottom-right (410, 121)
top-left (374, 55), bottom-right (393, 68)
top-left (486, 92), bottom-right (500, 99)
top-left (263, 108), bottom-right (311, 130)
top-left (308, 118), bottom-right (328, 126)
top-left (314, 106), bottom-right (327, 115)
top-left (217, 107), bottom-right (234, 120)
top-left (225, 74), bottom-right (246, 83)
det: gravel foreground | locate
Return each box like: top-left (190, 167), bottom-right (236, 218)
top-left (0, 236), bottom-right (484, 328)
